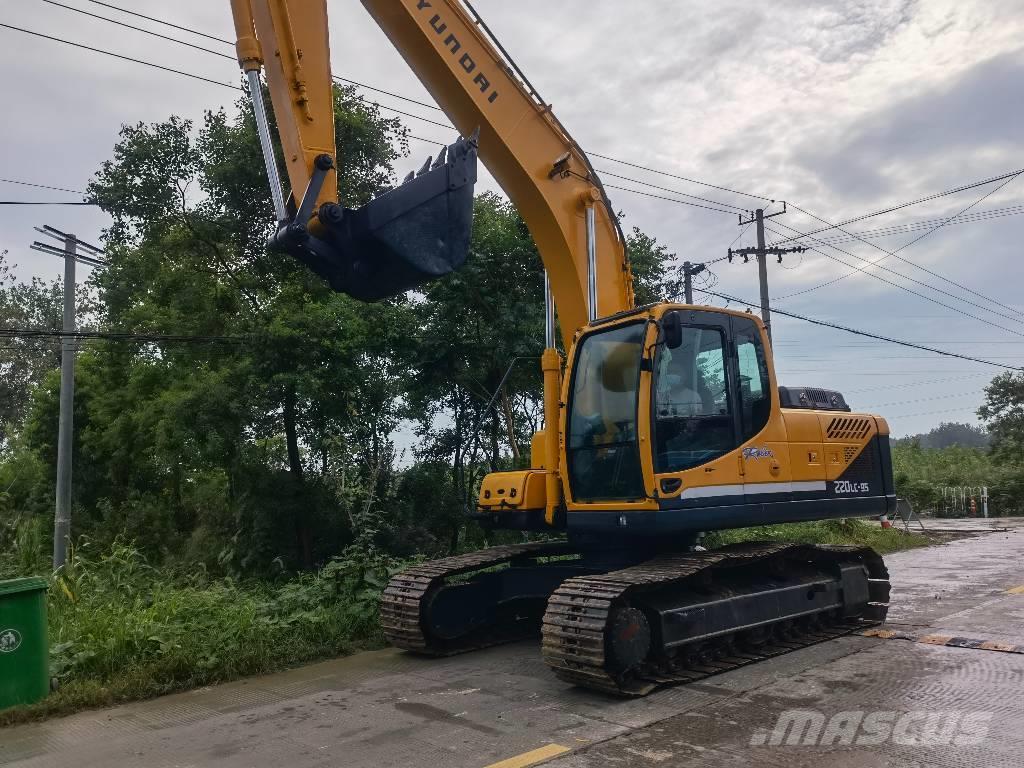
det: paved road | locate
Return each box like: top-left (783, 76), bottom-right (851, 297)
top-left (2, 518), bottom-right (1022, 768)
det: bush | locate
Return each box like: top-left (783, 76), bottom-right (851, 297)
top-left (1, 538), bottom-right (406, 725)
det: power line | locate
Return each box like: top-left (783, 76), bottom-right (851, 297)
top-left (771, 168), bottom-right (1024, 245)
top-left (39, 0), bottom-right (234, 59)
top-left (603, 184), bottom-right (737, 215)
top-left (783, 171), bottom-right (1023, 310)
top-left (884, 406), bottom-right (982, 420)
top-left (843, 374), bottom-right (992, 395)
top-left (764, 220), bottom-right (1024, 336)
top-left (804, 205), bottom-right (1024, 246)
top-left (588, 152), bottom-right (772, 202)
top-left (0, 327), bottom-right (243, 344)
top-left (597, 170), bottom-right (747, 212)
top-left (0, 201), bottom-right (95, 206)
top-left (859, 392), bottom-right (983, 409)
top-left (0, 22), bottom-right (237, 89)
top-left (702, 290), bottom-right (1024, 371)
top-left (81, 0), bottom-right (232, 45)
top-left (0, 177), bottom-right (85, 195)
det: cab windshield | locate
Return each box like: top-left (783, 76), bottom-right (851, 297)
top-left (566, 322), bottom-right (646, 502)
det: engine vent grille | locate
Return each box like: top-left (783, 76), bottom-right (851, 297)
top-left (827, 417), bottom-right (873, 441)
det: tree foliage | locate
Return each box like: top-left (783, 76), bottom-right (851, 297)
top-left (980, 373), bottom-right (1024, 462)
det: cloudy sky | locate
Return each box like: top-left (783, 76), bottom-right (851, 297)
top-left (2, 0), bottom-right (1022, 438)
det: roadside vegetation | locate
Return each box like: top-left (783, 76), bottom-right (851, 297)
top-left (0, 530), bottom-right (403, 726)
top-left (707, 518), bottom-right (929, 555)
top-left (1, 83), bottom-right (1022, 724)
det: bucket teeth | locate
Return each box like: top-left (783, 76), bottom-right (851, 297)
top-left (431, 146), bottom-right (448, 169)
top-left (417, 156), bottom-right (432, 176)
top-left (403, 170), bottom-right (415, 184)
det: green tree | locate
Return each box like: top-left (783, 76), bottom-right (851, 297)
top-left (18, 85), bottom-right (414, 571)
top-left (980, 373), bottom-right (1024, 462)
top-left (0, 251), bottom-right (96, 450)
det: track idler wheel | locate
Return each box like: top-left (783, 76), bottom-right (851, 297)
top-left (608, 604), bottom-right (652, 676)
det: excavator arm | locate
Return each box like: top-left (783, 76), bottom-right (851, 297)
top-left (230, 0), bottom-right (480, 301)
top-left (228, 0), bottom-right (634, 338)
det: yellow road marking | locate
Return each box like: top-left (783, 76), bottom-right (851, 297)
top-left (483, 744), bottom-right (571, 768)
top-left (1007, 585), bottom-right (1024, 594)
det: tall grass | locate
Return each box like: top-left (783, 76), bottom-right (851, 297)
top-left (706, 518), bottom-right (929, 555)
top-left (1, 539), bottom-right (405, 726)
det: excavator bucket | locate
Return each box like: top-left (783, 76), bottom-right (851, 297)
top-left (271, 132), bottom-right (478, 301)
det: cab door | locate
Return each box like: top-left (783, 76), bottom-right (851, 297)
top-left (651, 310), bottom-right (740, 504)
top-left (730, 316), bottom-right (792, 504)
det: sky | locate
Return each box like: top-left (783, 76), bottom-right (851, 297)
top-left (1, 0), bottom-right (1022, 439)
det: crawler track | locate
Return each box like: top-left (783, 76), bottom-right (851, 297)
top-left (381, 541), bottom-right (579, 655)
top-left (542, 542), bottom-right (890, 696)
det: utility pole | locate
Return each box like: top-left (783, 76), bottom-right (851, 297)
top-left (728, 203), bottom-right (806, 343)
top-left (30, 226), bottom-right (106, 570)
top-left (681, 261), bottom-right (706, 305)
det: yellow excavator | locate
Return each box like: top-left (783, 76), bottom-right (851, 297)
top-left (229, 0), bottom-right (893, 696)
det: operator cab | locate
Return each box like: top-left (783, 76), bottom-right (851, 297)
top-left (565, 307), bottom-right (772, 504)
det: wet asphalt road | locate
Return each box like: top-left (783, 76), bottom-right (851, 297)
top-left (1, 518), bottom-right (1022, 768)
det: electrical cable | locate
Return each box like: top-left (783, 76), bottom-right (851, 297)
top-left (588, 152), bottom-right (772, 202)
top-left (701, 290), bottom-right (1024, 371)
top-left (781, 175), bottom-right (1023, 312)
top-left (602, 184), bottom-right (737, 215)
top-left (804, 205), bottom-right (1024, 246)
top-left (40, 0), bottom-right (234, 59)
top-left (858, 392), bottom-right (984, 409)
top-left (770, 168), bottom-right (1024, 245)
top-left (597, 170), bottom-right (747, 212)
top-left (764, 221), bottom-right (1024, 336)
top-left (82, 0), bottom-right (232, 44)
top-left (0, 178), bottom-right (86, 195)
top-left (0, 327), bottom-right (243, 344)
top-left (0, 23), bottom-right (237, 89)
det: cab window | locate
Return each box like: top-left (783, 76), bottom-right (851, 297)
top-left (734, 317), bottom-right (771, 441)
top-left (654, 325), bottom-right (734, 473)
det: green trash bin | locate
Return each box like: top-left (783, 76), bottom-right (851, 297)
top-left (0, 577), bottom-right (49, 709)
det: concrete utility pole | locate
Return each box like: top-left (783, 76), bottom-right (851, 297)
top-left (728, 203), bottom-right (806, 344)
top-left (681, 261), bottom-right (706, 305)
top-left (31, 226), bottom-right (106, 570)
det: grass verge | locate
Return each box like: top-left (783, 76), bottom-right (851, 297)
top-left (705, 518), bottom-right (931, 555)
top-left (0, 540), bottom-right (403, 727)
